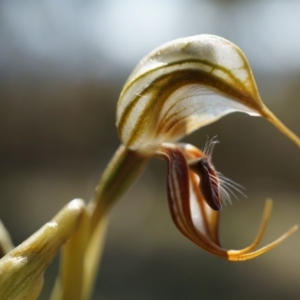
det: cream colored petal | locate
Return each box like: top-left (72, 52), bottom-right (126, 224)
top-left (0, 199), bottom-right (85, 300)
top-left (116, 35), bottom-right (300, 150)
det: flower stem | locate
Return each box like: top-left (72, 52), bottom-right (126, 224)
top-left (84, 145), bottom-right (149, 298)
top-left (88, 144), bottom-right (149, 236)
top-left (52, 145), bottom-right (148, 300)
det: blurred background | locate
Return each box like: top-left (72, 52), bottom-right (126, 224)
top-left (0, 0), bottom-right (300, 299)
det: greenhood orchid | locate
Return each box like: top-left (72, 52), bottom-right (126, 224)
top-left (115, 34), bottom-right (299, 260)
top-left (0, 34), bottom-right (299, 299)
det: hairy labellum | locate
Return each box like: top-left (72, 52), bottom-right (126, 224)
top-left (189, 158), bottom-right (221, 211)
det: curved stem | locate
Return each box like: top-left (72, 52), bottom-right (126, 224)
top-left (261, 105), bottom-right (300, 148)
top-left (84, 145), bottom-right (148, 298)
top-left (88, 145), bottom-right (149, 236)
top-left (52, 145), bottom-right (149, 300)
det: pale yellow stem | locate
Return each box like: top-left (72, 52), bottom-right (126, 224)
top-left (50, 204), bottom-right (90, 300)
top-left (82, 216), bottom-right (109, 300)
top-left (261, 105), bottom-right (300, 148)
top-left (82, 145), bottom-right (148, 298)
top-left (89, 145), bottom-right (149, 235)
top-left (51, 145), bottom-right (148, 300)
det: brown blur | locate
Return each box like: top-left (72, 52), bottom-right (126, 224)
top-left (0, 1), bottom-right (300, 299)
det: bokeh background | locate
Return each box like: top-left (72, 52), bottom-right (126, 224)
top-left (1, 0), bottom-right (300, 299)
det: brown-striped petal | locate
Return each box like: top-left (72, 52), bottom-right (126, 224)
top-left (156, 143), bottom-right (298, 260)
top-left (116, 35), bottom-right (300, 150)
top-left (156, 143), bottom-right (226, 256)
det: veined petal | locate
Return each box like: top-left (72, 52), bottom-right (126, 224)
top-left (117, 35), bottom-right (300, 150)
top-left (178, 143), bottom-right (221, 245)
top-left (156, 143), bottom-right (298, 261)
top-left (156, 143), bottom-right (226, 257)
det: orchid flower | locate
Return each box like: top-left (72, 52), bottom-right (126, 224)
top-left (0, 35), bottom-right (299, 300)
top-left (116, 35), bottom-right (299, 260)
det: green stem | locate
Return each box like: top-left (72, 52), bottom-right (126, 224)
top-left (84, 145), bottom-right (149, 298)
top-left (88, 144), bottom-right (149, 236)
top-left (51, 145), bottom-right (149, 300)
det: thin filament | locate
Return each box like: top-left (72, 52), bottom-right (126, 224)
top-left (226, 199), bottom-right (298, 260)
top-left (227, 225), bottom-right (298, 261)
